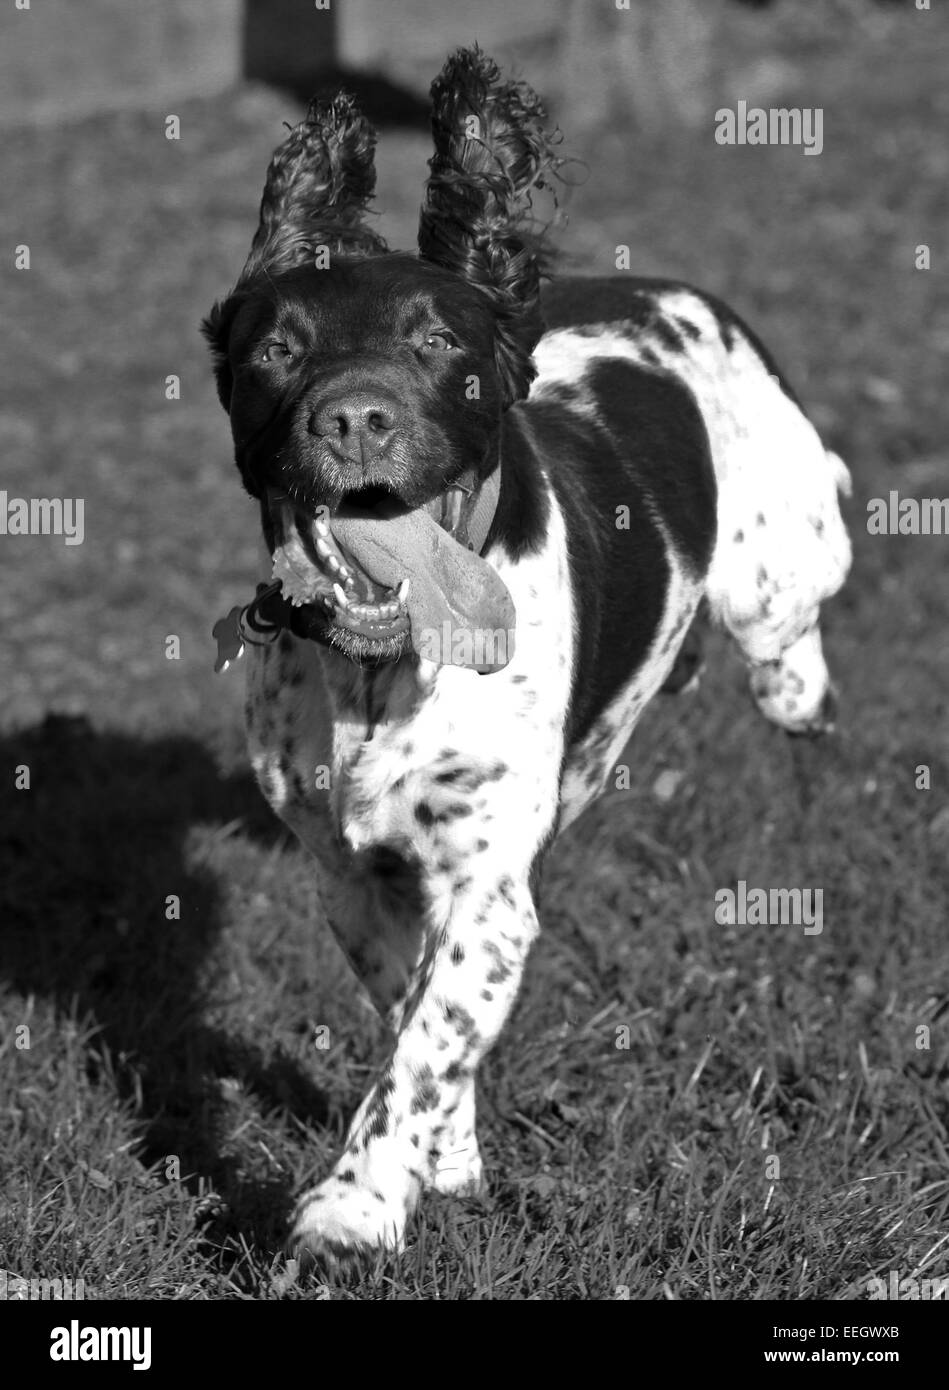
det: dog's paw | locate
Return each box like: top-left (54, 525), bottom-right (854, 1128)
top-left (785, 683), bottom-right (838, 738)
top-left (288, 1178), bottom-right (406, 1267)
top-left (751, 663), bottom-right (837, 737)
top-left (428, 1142), bottom-right (484, 1197)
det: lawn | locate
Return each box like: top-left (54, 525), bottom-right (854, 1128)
top-left (1, 2), bottom-right (947, 1299)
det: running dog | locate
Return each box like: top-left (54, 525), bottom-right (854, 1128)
top-left (204, 46), bottom-right (851, 1262)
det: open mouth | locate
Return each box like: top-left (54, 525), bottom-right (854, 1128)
top-left (294, 509), bottom-right (411, 639)
top-left (270, 484), bottom-right (467, 642)
top-left (267, 475), bottom-right (515, 670)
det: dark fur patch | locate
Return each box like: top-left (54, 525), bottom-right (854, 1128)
top-left (363, 1070), bottom-right (396, 1141)
top-left (497, 876), bottom-right (516, 909)
top-left (443, 1003), bottom-right (480, 1046)
top-left (652, 316), bottom-right (686, 353)
top-left (675, 315), bottom-right (702, 341)
top-left (409, 1065), bottom-right (441, 1115)
top-left (433, 761), bottom-right (507, 791)
top-left (526, 353), bottom-right (717, 744)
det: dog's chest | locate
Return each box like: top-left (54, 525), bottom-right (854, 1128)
top-left (336, 502), bottom-right (574, 851)
top-left (246, 487), bottom-right (577, 861)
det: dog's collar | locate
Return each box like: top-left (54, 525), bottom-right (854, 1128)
top-left (213, 462), bottom-right (503, 672)
top-left (440, 462), bottom-right (501, 553)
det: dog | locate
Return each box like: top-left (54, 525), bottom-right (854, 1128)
top-left (204, 47), bottom-right (851, 1263)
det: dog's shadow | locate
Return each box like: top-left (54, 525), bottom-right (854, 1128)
top-left (0, 713), bottom-right (330, 1252)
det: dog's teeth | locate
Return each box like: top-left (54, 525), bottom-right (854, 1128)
top-left (333, 582), bottom-right (349, 609)
top-left (397, 579), bottom-right (410, 603)
top-left (315, 538), bottom-right (332, 559)
top-left (326, 555), bottom-right (342, 573)
top-left (313, 516), bottom-right (330, 537)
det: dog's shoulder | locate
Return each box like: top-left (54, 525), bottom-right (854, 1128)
top-left (492, 279), bottom-right (720, 747)
top-left (531, 276), bottom-right (727, 542)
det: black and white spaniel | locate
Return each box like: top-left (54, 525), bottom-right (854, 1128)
top-left (204, 47), bottom-right (851, 1263)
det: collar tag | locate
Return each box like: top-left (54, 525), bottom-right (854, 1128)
top-left (212, 580), bottom-right (286, 673)
top-left (212, 606), bottom-right (246, 673)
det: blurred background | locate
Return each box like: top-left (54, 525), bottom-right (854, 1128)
top-left (1, 0), bottom-right (948, 1299)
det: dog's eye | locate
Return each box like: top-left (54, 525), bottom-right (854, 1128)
top-left (261, 340), bottom-right (292, 364)
top-left (421, 331), bottom-right (457, 352)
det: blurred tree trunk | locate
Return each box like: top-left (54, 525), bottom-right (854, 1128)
top-left (558, 0), bottom-right (724, 136)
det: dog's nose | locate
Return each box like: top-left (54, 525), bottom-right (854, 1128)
top-left (309, 392), bottom-right (400, 462)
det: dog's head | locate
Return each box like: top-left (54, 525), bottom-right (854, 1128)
top-left (203, 47), bottom-right (560, 667)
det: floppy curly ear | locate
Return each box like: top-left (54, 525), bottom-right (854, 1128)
top-left (202, 93), bottom-right (386, 411)
top-left (418, 47), bottom-right (561, 406)
top-left (240, 91), bottom-right (387, 284)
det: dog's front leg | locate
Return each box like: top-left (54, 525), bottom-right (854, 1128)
top-left (290, 863), bottom-right (540, 1261)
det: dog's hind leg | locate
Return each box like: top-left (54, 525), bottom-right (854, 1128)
top-left (711, 554), bottom-right (848, 737)
top-left (712, 576), bottom-right (843, 737)
top-left (645, 296), bottom-right (853, 736)
top-left (706, 440), bottom-right (852, 737)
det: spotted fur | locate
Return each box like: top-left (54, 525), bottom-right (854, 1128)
top-left (207, 51), bottom-right (851, 1264)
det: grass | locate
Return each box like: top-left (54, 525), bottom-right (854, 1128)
top-left (1, 2), bottom-right (948, 1299)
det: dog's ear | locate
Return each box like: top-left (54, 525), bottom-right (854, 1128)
top-left (418, 47), bottom-right (561, 406)
top-left (202, 93), bottom-right (386, 411)
top-left (201, 293), bottom-right (246, 411)
top-left (241, 91), bottom-right (387, 283)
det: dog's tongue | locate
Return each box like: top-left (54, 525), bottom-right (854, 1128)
top-left (332, 507), bottom-right (515, 672)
